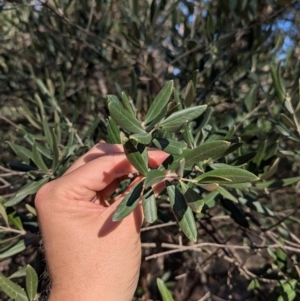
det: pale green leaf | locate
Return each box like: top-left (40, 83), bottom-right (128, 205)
top-left (6, 142), bottom-right (32, 163)
top-left (255, 176), bottom-right (300, 189)
top-left (157, 278), bottom-right (174, 301)
top-left (26, 265), bottom-right (38, 301)
top-left (144, 80), bottom-right (173, 124)
top-left (32, 141), bottom-right (48, 172)
top-left (0, 240), bottom-right (26, 260)
top-left (196, 168), bottom-right (259, 183)
top-left (130, 132), bottom-right (152, 144)
top-left (0, 274), bottom-right (28, 301)
top-left (153, 138), bottom-right (186, 155)
top-left (159, 105), bottom-right (207, 132)
top-left (107, 117), bottom-right (121, 144)
top-left (166, 183), bottom-right (197, 242)
top-left (112, 181), bottom-right (144, 221)
top-left (217, 186), bottom-right (238, 203)
top-left (144, 169), bottom-right (165, 189)
top-left (142, 188), bottom-right (157, 223)
top-left (108, 96), bottom-right (145, 134)
top-left (184, 80), bottom-right (195, 107)
top-left (124, 140), bottom-right (148, 175)
top-left (5, 177), bottom-right (49, 207)
top-left (184, 141), bottom-right (230, 168)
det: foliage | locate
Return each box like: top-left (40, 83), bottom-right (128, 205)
top-left (1, 0), bottom-right (300, 300)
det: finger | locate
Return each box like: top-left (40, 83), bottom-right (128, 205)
top-left (65, 143), bottom-right (124, 175)
top-left (55, 151), bottom-right (168, 202)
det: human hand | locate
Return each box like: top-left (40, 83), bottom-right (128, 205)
top-left (35, 143), bottom-right (168, 301)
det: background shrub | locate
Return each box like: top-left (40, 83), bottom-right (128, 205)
top-left (1, 0), bottom-right (300, 300)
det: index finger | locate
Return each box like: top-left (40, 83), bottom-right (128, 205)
top-left (55, 149), bottom-right (168, 202)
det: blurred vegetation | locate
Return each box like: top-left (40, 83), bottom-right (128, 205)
top-left (1, 0), bottom-right (300, 300)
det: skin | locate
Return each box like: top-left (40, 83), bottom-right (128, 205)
top-left (35, 143), bottom-right (168, 301)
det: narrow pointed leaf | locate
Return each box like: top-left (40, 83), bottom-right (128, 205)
top-left (0, 202), bottom-right (9, 226)
top-left (130, 132), bottom-right (152, 144)
top-left (122, 91), bottom-right (136, 116)
top-left (175, 158), bottom-right (185, 178)
top-left (157, 278), bottom-right (175, 301)
top-left (0, 240), bottom-right (26, 260)
top-left (197, 183), bottom-right (219, 191)
top-left (124, 140), bottom-right (148, 175)
top-left (271, 63), bottom-right (286, 103)
top-left (112, 181), bottom-right (144, 221)
top-left (5, 177), bottom-right (49, 207)
top-left (32, 141), bottom-right (48, 172)
top-left (107, 117), bottom-right (121, 144)
top-left (244, 84), bottom-right (258, 112)
top-left (181, 183), bottom-right (204, 213)
top-left (202, 191), bottom-right (219, 208)
top-left (144, 80), bottom-right (173, 124)
top-left (184, 80), bottom-right (195, 107)
top-left (144, 169), bottom-right (165, 189)
top-left (252, 140), bottom-right (267, 166)
top-left (196, 175), bottom-right (232, 183)
top-left (145, 102), bottom-right (170, 132)
top-left (184, 141), bottom-right (230, 168)
top-left (0, 274), bottom-right (28, 301)
top-left (6, 142), bottom-right (32, 163)
top-left (196, 168), bottom-right (259, 183)
top-left (159, 105), bottom-right (207, 132)
top-left (153, 138), bottom-right (186, 155)
top-left (42, 115), bottom-right (53, 150)
top-left (222, 182), bottom-right (251, 189)
top-left (166, 183), bottom-right (197, 242)
top-left (26, 265), bottom-right (38, 301)
top-left (255, 176), bottom-right (300, 189)
top-left (9, 266), bottom-right (28, 279)
top-left (217, 186), bottom-right (238, 203)
top-left (108, 97), bottom-right (145, 134)
top-left (142, 188), bottom-right (157, 223)
top-left (280, 113), bottom-right (295, 129)
top-left (51, 128), bottom-right (60, 172)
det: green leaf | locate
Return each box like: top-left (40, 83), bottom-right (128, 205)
top-left (107, 96), bottom-right (145, 134)
top-left (261, 158), bottom-right (280, 180)
top-left (271, 63), bottom-right (286, 103)
top-left (202, 191), bottom-right (219, 208)
top-left (122, 91), bottom-right (136, 117)
top-left (247, 279), bottom-right (260, 291)
top-left (0, 240), bottom-right (26, 260)
top-left (255, 176), bottom-right (300, 189)
top-left (26, 265), bottom-right (38, 301)
top-left (239, 195), bottom-right (274, 216)
top-left (144, 80), bottom-right (173, 124)
top-left (153, 138), bottom-right (186, 155)
top-left (252, 140), bottom-right (267, 166)
top-left (196, 168), bottom-right (259, 183)
top-left (145, 104), bottom-right (170, 133)
top-left (5, 177), bottom-right (49, 207)
top-left (0, 274), bottom-right (28, 301)
top-left (280, 113), bottom-right (295, 129)
top-left (175, 158), bottom-right (185, 178)
top-left (42, 115), bottom-right (53, 150)
top-left (107, 117), bottom-right (121, 144)
top-left (32, 141), bottom-right (48, 172)
top-left (124, 140), bottom-right (148, 175)
top-left (244, 84), bottom-right (258, 112)
top-left (130, 132), bottom-right (152, 144)
top-left (222, 182), bottom-right (251, 189)
top-left (166, 183), bottom-right (197, 242)
top-left (184, 141), bottom-right (230, 168)
top-left (157, 278), bottom-right (174, 301)
top-left (112, 181), bottom-right (144, 221)
top-left (0, 203), bottom-right (8, 226)
top-left (217, 186), bottom-right (238, 203)
top-left (8, 212), bottom-right (23, 231)
top-left (181, 183), bottom-right (204, 213)
top-left (144, 169), bottom-right (165, 189)
top-left (9, 266), bottom-right (28, 279)
top-left (159, 105), bottom-right (207, 132)
top-left (6, 142), bottom-right (32, 163)
top-left (230, 152), bottom-right (256, 166)
top-left (142, 188), bottom-right (157, 223)
top-left (196, 176), bottom-right (232, 184)
top-left (184, 80), bottom-right (195, 107)
top-left (51, 128), bottom-right (60, 172)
